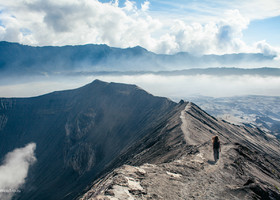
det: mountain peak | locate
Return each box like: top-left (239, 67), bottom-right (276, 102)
top-left (87, 79), bottom-right (139, 92)
top-left (0, 81), bottom-right (177, 200)
top-left (90, 79), bottom-right (108, 85)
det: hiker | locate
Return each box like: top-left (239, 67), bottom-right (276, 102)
top-left (212, 135), bottom-right (221, 162)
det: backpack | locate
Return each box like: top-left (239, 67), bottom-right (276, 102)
top-left (213, 140), bottom-right (220, 149)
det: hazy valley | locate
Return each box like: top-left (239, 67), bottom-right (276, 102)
top-left (188, 96), bottom-right (280, 139)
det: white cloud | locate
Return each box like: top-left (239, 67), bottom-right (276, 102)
top-left (230, 0), bottom-right (280, 20)
top-left (1, 75), bottom-right (280, 99)
top-left (151, 0), bottom-right (280, 22)
top-left (152, 9), bottom-right (252, 55)
top-left (95, 74), bottom-right (280, 99)
top-left (0, 0), bottom-right (279, 55)
top-left (255, 40), bottom-right (280, 58)
top-left (0, 143), bottom-right (36, 200)
top-left (0, 77), bottom-right (91, 97)
top-left (123, 0), bottom-right (137, 12)
top-left (141, 1), bottom-right (150, 12)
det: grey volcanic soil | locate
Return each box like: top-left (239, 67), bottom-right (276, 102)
top-left (81, 102), bottom-right (280, 200)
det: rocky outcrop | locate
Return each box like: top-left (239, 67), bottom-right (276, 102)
top-left (0, 114), bottom-right (8, 131)
top-left (0, 98), bottom-right (15, 110)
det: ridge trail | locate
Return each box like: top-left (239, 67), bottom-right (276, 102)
top-left (81, 102), bottom-right (280, 199)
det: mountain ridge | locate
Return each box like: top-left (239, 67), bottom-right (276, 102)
top-left (80, 101), bottom-right (280, 199)
top-left (0, 41), bottom-right (277, 77)
top-left (0, 80), bottom-right (176, 200)
top-left (0, 80), bottom-right (279, 199)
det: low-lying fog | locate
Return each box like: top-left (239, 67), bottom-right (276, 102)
top-left (1, 74), bottom-right (279, 100)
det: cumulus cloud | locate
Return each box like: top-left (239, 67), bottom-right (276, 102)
top-left (255, 40), bottom-right (279, 58)
top-left (141, 1), bottom-right (150, 12)
top-left (0, 0), bottom-right (279, 55)
top-left (151, 9), bottom-right (252, 55)
top-left (0, 143), bottom-right (36, 200)
top-left (0, 0), bottom-right (160, 49)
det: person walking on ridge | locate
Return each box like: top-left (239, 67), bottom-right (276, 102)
top-left (212, 135), bottom-right (221, 162)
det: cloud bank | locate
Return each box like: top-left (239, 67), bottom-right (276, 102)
top-left (0, 0), bottom-right (279, 56)
top-left (0, 143), bottom-right (36, 200)
top-left (0, 75), bottom-right (279, 100)
top-left (97, 74), bottom-right (280, 99)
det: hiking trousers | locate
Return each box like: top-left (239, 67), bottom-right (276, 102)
top-left (213, 148), bottom-right (219, 161)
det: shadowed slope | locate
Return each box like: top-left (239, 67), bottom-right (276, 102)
top-left (0, 80), bottom-right (176, 200)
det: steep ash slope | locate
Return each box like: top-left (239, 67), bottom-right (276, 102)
top-left (0, 80), bottom-right (176, 200)
top-left (81, 102), bottom-right (280, 200)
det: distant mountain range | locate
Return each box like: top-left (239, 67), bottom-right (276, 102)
top-left (0, 81), bottom-right (280, 199)
top-left (0, 41), bottom-right (278, 77)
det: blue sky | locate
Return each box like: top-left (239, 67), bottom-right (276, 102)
top-left (243, 16), bottom-right (280, 46)
top-left (0, 0), bottom-right (279, 56)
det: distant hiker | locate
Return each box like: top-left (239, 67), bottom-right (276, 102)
top-left (212, 136), bottom-right (221, 162)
